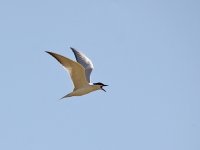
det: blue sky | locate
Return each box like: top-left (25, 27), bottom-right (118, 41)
top-left (0, 0), bottom-right (200, 150)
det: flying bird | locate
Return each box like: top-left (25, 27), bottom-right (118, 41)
top-left (46, 47), bottom-right (108, 99)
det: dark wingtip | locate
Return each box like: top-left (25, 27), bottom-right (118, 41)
top-left (70, 47), bottom-right (78, 53)
top-left (70, 47), bottom-right (74, 50)
top-left (45, 51), bottom-right (51, 54)
top-left (45, 51), bottom-right (56, 59)
top-left (45, 51), bottom-right (55, 56)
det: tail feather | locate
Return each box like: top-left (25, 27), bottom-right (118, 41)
top-left (60, 93), bottom-right (72, 100)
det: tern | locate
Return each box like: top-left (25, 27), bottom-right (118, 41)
top-left (46, 47), bottom-right (108, 99)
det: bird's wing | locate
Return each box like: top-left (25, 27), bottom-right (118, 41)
top-left (46, 51), bottom-right (88, 90)
top-left (70, 47), bottom-right (94, 83)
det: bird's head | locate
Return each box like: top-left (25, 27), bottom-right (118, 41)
top-left (93, 82), bottom-right (108, 92)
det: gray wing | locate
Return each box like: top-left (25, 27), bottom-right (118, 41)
top-left (46, 51), bottom-right (88, 90)
top-left (70, 47), bottom-right (94, 83)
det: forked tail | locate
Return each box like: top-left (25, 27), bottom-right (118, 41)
top-left (60, 93), bottom-right (72, 99)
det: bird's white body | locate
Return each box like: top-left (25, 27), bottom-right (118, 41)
top-left (63, 84), bottom-right (101, 98)
top-left (46, 47), bottom-right (107, 99)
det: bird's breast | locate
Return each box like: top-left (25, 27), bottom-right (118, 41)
top-left (72, 85), bottom-right (98, 96)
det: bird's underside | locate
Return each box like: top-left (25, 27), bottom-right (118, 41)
top-left (46, 47), bottom-right (108, 99)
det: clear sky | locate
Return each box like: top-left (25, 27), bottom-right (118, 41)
top-left (0, 0), bottom-right (200, 150)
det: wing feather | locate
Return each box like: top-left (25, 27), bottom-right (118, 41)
top-left (70, 47), bottom-right (94, 83)
top-left (46, 51), bottom-right (88, 89)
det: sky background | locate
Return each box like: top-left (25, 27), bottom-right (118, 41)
top-left (0, 0), bottom-right (200, 150)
